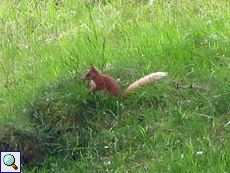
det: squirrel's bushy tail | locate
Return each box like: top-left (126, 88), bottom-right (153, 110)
top-left (125, 72), bottom-right (168, 93)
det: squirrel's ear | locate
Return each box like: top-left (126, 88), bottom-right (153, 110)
top-left (90, 66), bottom-right (95, 70)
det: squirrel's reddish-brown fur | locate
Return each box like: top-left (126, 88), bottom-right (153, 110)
top-left (84, 66), bottom-right (121, 97)
top-left (84, 66), bottom-right (167, 97)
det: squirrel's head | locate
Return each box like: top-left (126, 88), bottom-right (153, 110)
top-left (84, 66), bottom-right (100, 80)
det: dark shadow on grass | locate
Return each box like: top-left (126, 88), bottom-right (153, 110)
top-left (0, 74), bottom-right (120, 169)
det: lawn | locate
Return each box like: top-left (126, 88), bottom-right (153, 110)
top-left (0, 0), bottom-right (230, 172)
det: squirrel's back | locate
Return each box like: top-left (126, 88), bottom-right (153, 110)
top-left (102, 75), bottom-right (121, 96)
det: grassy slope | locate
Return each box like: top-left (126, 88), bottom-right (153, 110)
top-left (0, 0), bottom-right (230, 172)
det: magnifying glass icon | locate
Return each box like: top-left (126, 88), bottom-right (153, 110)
top-left (3, 154), bottom-right (18, 170)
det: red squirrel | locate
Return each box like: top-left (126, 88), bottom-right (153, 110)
top-left (84, 66), bottom-right (167, 97)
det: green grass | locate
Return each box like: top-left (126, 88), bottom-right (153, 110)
top-left (0, 0), bottom-right (230, 172)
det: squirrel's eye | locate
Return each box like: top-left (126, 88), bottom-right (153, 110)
top-left (87, 73), bottom-right (91, 76)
